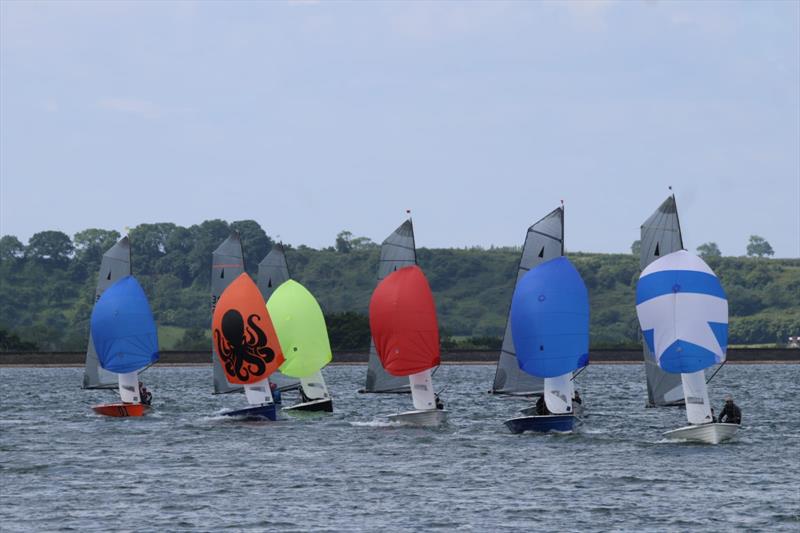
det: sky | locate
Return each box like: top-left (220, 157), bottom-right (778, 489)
top-left (1, 0), bottom-right (798, 257)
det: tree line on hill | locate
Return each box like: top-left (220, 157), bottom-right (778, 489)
top-left (1, 220), bottom-right (797, 352)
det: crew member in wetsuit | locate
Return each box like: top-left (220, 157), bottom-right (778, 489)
top-left (435, 394), bottom-right (444, 410)
top-left (269, 381), bottom-right (281, 404)
top-left (535, 395), bottom-right (550, 415)
top-left (138, 381), bottom-right (152, 406)
top-left (717, 395), bottom-right (741, 424)
top-left (573, 390), bottom-right (582, 405)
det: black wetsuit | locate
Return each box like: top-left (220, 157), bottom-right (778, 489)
top-left (140, 388), bottom-right (152, 406)
top-left (535, 395), bottom-right (550, 416)
top-left (718, 402), bottom-right (741, 424)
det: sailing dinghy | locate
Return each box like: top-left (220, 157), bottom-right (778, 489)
top-left (360, 219), bottom-right (416, 394)
top-left (636, 250), bottom-right (738, 444)
top-left (369, 265), bottom-right (446, 427)
top-left (83, 236), bottom-right (131, 390)
top-left (491, 207), bottom-right (563, 397)
top-left (640, 195), bottom-right (686, 407)
top-left (267, 279), bottom-right (334, 413)
top-left (213, 273), bottom-right (285, 420)
top-left (89, 276), bottom-right (159, 417)
top-left (503, 257), bottom-right (590, 434)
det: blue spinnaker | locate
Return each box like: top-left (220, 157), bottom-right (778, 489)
top-left (510, 256), bottom-right (590, 378)
top-left (90, 276), bottom-right (159, 374)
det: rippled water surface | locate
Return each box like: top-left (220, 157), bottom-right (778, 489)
top-left (1, 364), bottom-right (798, 532)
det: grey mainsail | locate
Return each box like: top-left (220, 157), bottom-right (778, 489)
top-left (361, 219), bottom-right (417, 393)
top-left (256, 244), bottom-right (300, 391)
top-left (491, 207), bottom-right (564, 395)
top-left (640, 195), bottom-right (686, 407)
top-left (211, 232), bottom-right (245, 394)
top-left (83, 236), bottom-right (131, 389)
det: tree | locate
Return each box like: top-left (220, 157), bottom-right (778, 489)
top-left (746, 235), bottom-right (774, 258)
top-left (26, 231), bottom-right (73, 263)
top-left (350, 236), bottom-right (378, 251)
top-left (697, 242), bottom-right (721, 258)
top-left (630, 240), bottom-right (641, 256)
top-left (73, 229), bottom-right (121, 265)
top-left (335, 231), bottom-right (353, 253)
top-left (0, 235), bottom-right (25, 261)
top-left (230, 219), bottom-right (273, 273)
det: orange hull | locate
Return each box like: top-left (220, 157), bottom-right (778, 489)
top-left (92, 403), bottom-right (150, 417)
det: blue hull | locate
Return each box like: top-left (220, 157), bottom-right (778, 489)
top-left (222, 404), bottom-right (278, 421)
top-left (504, 414), bottom-right (575, 434)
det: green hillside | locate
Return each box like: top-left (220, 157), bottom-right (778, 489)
top-left (1, 221), bottom-right (798, 351)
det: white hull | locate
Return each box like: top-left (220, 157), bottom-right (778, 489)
top-left (664, 423), bottom-right (739, 444)
top-left (387, 409), bottom-right (447, 427)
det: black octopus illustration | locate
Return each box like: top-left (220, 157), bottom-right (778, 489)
top-left (214, 309), bottom-right (275, 381)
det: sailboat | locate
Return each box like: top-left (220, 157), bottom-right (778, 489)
top-left (213, 273), bottom-right (285, 420)
top-left (369, 265), bottom-right (446, 427)
top-left (635, 250), bottom-right (737, 444)
top-left (491, 207), bottom-right (563, 396)
top-left (89, 276), bottom-right (160, 417)
top-left (640, 195), bottom-right (685, 406)
top-left (503, 257), bottom-right (590, 434)
top-left (83, 236), bottom-right (131, 390)
top-left (211, 232), bottom-right (247, 395)
top-left (360, 219), bottom-right (416, 394)
top-left (267, 279), bottom-right (334, 412)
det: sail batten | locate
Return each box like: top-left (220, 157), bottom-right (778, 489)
top-left (492, 207), bottom-right (564, 395)
top-left (83, 236), bottom-right (131, 389)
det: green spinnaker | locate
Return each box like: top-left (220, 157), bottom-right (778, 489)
top-left (266, 279), bottom-right (332, 378)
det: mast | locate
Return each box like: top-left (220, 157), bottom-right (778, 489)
top-left (83, 236), bottom-right (131, 389)
top-left (491, 206), bottom-right (564, 395)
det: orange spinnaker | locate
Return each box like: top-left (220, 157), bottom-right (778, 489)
top-left (369, 265), bottom-right (440, 377)
top-left (212, 273), bottom-right (284, 385)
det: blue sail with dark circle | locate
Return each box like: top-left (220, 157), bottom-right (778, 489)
top-left (90, 276), bottom-right (159, 374)
top-left (510, 256), bottom-right (590, 378)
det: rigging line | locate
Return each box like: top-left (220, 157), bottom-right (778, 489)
top-left (570, 365), bottom-right (587, 381)
top-left (705, 360), bottom-right (727, 384)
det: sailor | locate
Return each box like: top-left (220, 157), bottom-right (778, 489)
top-left (435, 394), bottom-right (444, 410)
top-left (298, 384), bottom-right (311, 404)
top-left (535, 395), bottom-right (550, 416)
top-left (717, 395), bottom-right (742, 424)
top-left (269, 381), bottom-right (281, 404)
top-left (138, 381), bottom-right (152, 406)
top-left (573, 390), bottom-right (582, 405)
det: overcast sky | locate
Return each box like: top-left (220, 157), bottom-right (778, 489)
top-left (1, 1), bottom-right (798, 256)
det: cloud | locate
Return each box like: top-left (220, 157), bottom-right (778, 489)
top-left (97, 98), bottom-right (161, 119)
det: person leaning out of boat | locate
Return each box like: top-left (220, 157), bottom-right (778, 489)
top-left (138, 381), bottom-right (152, 406)
top-left (269, 381), bottom-right (281, 404)
top-left (435, 394), bottom-right (444, 410)
top-left (717, 395), bottom-right (742, 424)
top-left (535, 395), bottom-right (550, 416)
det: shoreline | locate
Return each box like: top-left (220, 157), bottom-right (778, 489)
top-left (1, 347), bottom-right (797, 368)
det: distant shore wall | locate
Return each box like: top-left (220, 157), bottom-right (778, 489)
top-left (1, 348), bottom-right (798, 366)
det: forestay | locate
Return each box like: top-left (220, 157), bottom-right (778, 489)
top-left (492, 207), bottom-right (563, 395)
top-left (635, 250), bottom-right (728, 424)
top-left (640, 195), bottom-right (686, 406)
top-left (83, 236), bottom-right (131, 389)
top-left (363, 220), bottom-right (417, 393)
top-left (211, 233), bottom-right (245, 394)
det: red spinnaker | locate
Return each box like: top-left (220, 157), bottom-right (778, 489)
top-left (369, 265), bottom-right (440, 377)
top-left (212, 273), bottom-right (284, 385)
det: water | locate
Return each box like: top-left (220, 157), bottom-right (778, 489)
top-left (1, 364), bottom-right (798, 532)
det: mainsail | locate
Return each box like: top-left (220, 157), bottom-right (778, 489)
top-left (211, 232), bottom-right (245, 394)
top-left (256, 244), bottom-right (300, 390)
top-left (492, 207), bottom-right (564, 395)
top-left (640, 195), bottom-right (685, 406)
top-left (83, 236), bottom-right (131, 389)
top-left (362, 219), bottom-right (417, 393)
